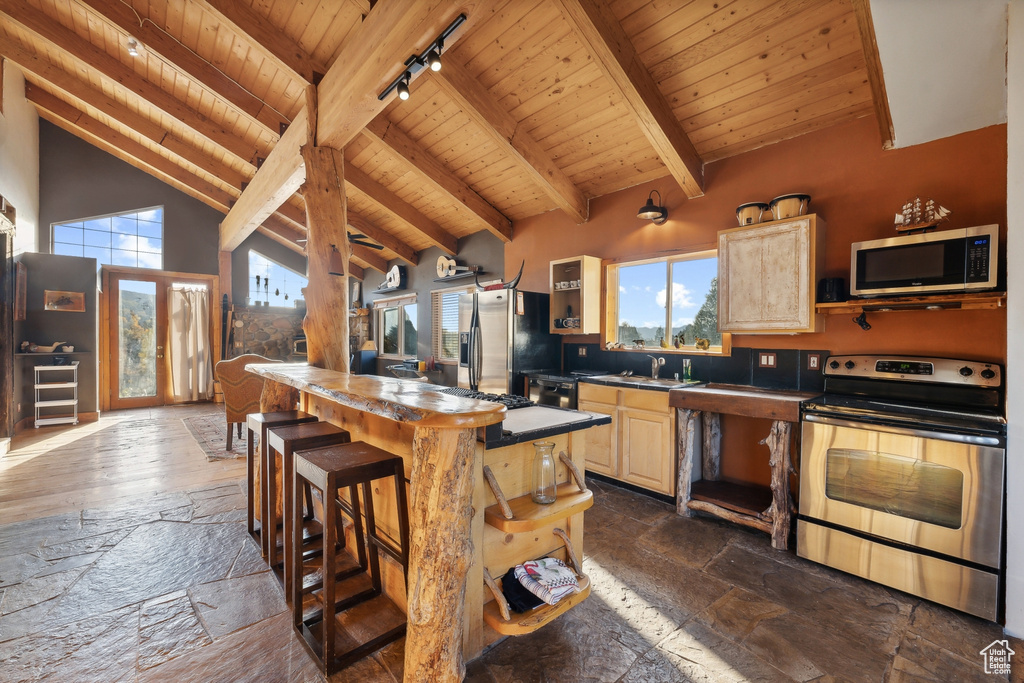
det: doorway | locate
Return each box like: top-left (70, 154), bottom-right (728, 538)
top-left (100, 267), bottom-right (220, 410)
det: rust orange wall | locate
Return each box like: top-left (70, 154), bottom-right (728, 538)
top-left (507, 116), bottom-right (1008, 363)
top-left (508, 116), bottom-right (1007, 488)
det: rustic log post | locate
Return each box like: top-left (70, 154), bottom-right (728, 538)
top-left (300, 84), bottom-right (350, 372)
top-left (676, 408), bottom-right (699, 516)
top-left (404, 425), bottom-right (478, 683)
top-left (762, 419), bottom-right (793, 550)
top-left (259, 380), bottom-right (299, 413)
top-left (701, 411), bottom-right (721, 481)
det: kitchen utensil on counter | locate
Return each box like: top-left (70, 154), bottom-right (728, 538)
top-left (769, 193), bottom-right (811, 220)
top-left (531, 441), bottom-right (557, 505)
top-left (736, 202), bottom-right (769, 226)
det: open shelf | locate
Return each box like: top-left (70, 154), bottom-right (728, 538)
top-left (689, 480), bottom-right (772, 517)
top-left (483, 574), bottom-right (591, 636)
top-left (816, 291), bottom-right (1005, 315)
top-left (484, 483), bottom-right (594, 533)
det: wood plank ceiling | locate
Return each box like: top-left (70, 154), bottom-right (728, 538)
top-left (0, 0), bottom-right (878, 276)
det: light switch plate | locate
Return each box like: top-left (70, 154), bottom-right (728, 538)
top-left (759, 352), bottom-right (776, 368)
top-left (578, 347), bottom-right (587, 357)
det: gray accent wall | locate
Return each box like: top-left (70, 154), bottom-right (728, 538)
top-left (38, 120), bottom-right (222, 275)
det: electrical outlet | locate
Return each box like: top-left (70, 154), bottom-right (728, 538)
top-left (808, 353), bottom-right (820, 370)
top-left (759, 352), bottom-right (776, 368)
top-left (578, 347), bottom-right (587, 357)
top-left (235, 341), bottom-right (243, 348)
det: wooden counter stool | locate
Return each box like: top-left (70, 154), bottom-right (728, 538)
top-left (263, 421), bottom-right (350, 596)
top-left (291, 442), bottom-right (410, 675)
top-left (246, 410), bottom-right (317, 556)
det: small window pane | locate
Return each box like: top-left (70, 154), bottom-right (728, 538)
top-left (83, 230), bottom-right (111, 248)
top-left (112, 249), bottom-right (138, 267)
top-left (54, 243), bottom-right (83, 257)
top-left (83, 246), bottom-right (111, 264)
top-left (137, 251), bottom-right (162, 269)
top-left (54, 225), bottom-right (83, 243)
top-left (382, 307), bottom-right (399, 355)
top-left (248, 250), bottom-right (306, 307)
top-left (111, 216), bottom-right (137, 235)
top-left (137, 208), bottom-right (162, 222)
top-left (137, 220), bottom-right (162, 239)
top-left (671, 258), bottom-right (720, 347)
top-left (403, 303), bottom-right (418, 355)
top-left (138, 237), bottom-right (162, 254)
top-left (617, 261), bottom-right (666, 346)
top-left (84, 217), bottom-right (110, 232)
top-left (438, 291), bottom-right (462, 360)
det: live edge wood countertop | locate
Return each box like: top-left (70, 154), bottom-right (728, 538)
top-left (246, 363), bottom-right (505, 428)
top-left (668, 383), bottom-right (821, 422)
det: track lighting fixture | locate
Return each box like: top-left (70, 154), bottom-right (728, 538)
top-left (377, 14), bottom-right (466, 101)
top-left (127, 38), bottom-right (139, 57)
top-left (637, 190), bottom-right (668, 225)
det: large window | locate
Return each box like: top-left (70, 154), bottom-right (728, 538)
top-left (432, 286), bottom-right (471, 362)
top-left (248, 250), bottom-right (307, 307)
top-left (608, 250), bottom-right (726, 352)
top-left (52, 207), bottom-right (163, 268)
top-left (374, 294), bottom-right (418, 358)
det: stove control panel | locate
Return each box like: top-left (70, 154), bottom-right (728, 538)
top-left (823, 355), bottom-right (1001, 387)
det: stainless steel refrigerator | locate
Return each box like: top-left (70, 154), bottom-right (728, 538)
top-left (458, 289), bottom-right (560, 395)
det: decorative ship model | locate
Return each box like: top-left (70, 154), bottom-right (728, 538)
top-left (894, 197), bottom-right (951, 232)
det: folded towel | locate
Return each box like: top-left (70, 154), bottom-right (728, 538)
top-left (500, 566), bottom-right (544, 613)
top-left (513, 557), bottom-right (579, 606)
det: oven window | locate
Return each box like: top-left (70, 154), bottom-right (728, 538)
top-left (824, 448), bottom-right (964, 529)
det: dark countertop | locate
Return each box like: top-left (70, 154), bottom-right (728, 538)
top-left (579, 375), bottom-right (705, 392)
top-left (482, 404), bottom-right (611, 449)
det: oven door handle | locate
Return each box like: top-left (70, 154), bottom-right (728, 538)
top-left (802, 413), bottom-right (1004, 447)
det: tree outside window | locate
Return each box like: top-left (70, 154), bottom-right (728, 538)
top-left (377, 297), bottom-right (417, 358)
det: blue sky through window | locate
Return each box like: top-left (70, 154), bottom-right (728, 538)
top-left (248, 251), bottom-right (307, 306)
top-left (618, 257), bottom-right (717, 334)
top-left (52, 207), bottom-right (163, 269)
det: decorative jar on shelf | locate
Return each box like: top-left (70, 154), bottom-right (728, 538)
top-left (531, 441), bottom-right (557, 505)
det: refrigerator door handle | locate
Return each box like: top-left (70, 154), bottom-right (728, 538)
top-left (468, 296), bottom-right (480, 390)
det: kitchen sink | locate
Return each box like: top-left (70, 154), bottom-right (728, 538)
top-left (585, 375), bottom-right (702, 390)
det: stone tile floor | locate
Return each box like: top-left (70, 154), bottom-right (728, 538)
top-left (0, 475), bottom-right (1020, 682)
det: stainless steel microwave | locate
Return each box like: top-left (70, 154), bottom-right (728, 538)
top-left (850, 225), bottom-right (998, 297)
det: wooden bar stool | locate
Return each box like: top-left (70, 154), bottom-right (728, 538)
top-left (264, 421), bottom-right (350, 596)
top-left (291, 442), bottom-right (410, 675)
top-left (246, 410), bottom-right (317, 556)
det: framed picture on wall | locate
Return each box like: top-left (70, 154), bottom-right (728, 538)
top-left (43, 290), bottom-right (86, 312)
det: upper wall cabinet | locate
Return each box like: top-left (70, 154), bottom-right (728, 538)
top-left (717, 215), bottom-right (825, 334)
top-left (550, 256), bottom-right (601, 335)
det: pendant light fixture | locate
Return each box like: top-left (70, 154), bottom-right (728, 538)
top-left (637, 190), bottom-right (668, 225)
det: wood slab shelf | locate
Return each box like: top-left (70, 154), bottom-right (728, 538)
top-left (482, 576), bottom-right (591, 636)
top-left (816, 292), bottom-right (1005, 315)
top-left (484, 484), bottom-right (594, 533)
top-left (689, 480), bottom-right (772, 517)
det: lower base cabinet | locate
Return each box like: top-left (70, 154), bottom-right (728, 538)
top-left (578, 383), bottom-right (675, 496)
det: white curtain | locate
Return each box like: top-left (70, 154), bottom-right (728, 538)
top-left (168, 286), bottom-right (213, 401)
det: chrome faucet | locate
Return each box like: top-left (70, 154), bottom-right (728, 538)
top-left (647, 355), bottom-right (666, 379)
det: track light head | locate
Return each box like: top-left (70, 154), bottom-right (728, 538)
top-left (127, 38), bottom-right (139, 57)
top-left (427, 49), bottom-right (442, 72)
top-left (397, 72), bottom-right (411, 100)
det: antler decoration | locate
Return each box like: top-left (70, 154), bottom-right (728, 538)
top-left (475, 261), bottom-right (524, 291)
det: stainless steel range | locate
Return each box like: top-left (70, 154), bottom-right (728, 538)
top-left (798, 355), bottom-right (1006, 621)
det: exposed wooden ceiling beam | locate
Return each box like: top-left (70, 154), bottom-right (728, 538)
top-left (220, 0), bottom-right (466, 254)
top-left (347, 212), bottom-right (419, 266)
top-left (349, 243), bottom-right (389, 274)
top-left (0, 0), bottom-right (261, 163)
top-left (850, 0), bottom-right (895, 150)
top-left (344, 161), bottom-right (457, 255)
top-left (28, 84), bottom-right (236, 214)
top-left (193, 0), bottom-right (328, 85)
top-left (4, 42), bottom-right (248, 190)
top-left (429, 60), bottom-right (590, 224)
top-left (362, 116), bottom-right (512, 243)
top-left (77, 0), bottom-right (288, 133)
top-left (220, 107), bottom-right (308, 251)
top-left (553, 0), bottom-right (704, 199)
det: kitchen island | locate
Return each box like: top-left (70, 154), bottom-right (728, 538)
top-left (247, 363), bottom-right (607, 681)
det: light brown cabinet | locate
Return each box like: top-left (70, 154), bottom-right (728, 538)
top-left (578, 383), bottom-right (675, 496)
top-left (550, 255), bottom-right (601, 334)
top-left (717, 214), bottom-right (825, 333)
